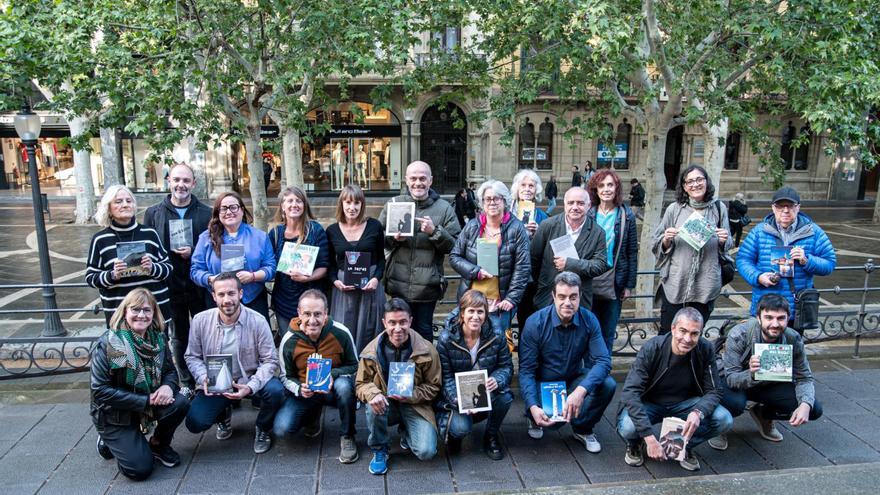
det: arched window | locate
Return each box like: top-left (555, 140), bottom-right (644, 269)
top-left (794, 125), bottom-right (811, 170)
top-left (598, 120), bottom-right (631, 169)
top-left (518, 116), bottom-right (553, 170)
top-left (781, 121), bottom-right (796, 170)
top-left (724, 132), bottom-right (741, 170)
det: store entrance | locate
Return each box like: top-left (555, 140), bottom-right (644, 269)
top-left (664, 126), bottom-right (684, 190)
top-left (420, 104), bottom-right (467, 194)
top-left (329, 138), bottom-right (377, 191)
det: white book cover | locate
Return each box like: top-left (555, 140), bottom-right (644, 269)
top-left (455, 370), bottom-right (493, 414)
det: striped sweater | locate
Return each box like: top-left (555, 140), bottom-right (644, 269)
top-left (85, 221), bottom-right (172, 325)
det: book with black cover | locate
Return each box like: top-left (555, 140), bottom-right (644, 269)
top-left (220, 244), bottom-right (245, 272)
top-left (343, 251), bottom-right (371, 287)
top-left (205, 354), bottom-right (234, 394)
top-left (387, 361), bottom-right (415, 398)
top-left (116, 241), bottom-right (148, 277)
top-left (168, 219), bottom-right (193, 250)
top-left (306, 355), bottom-right (333, 392)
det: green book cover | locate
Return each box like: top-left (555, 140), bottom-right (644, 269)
top-left (754, 343), bottom-right (793, 382)
top-left (477, 238), bottom-right (499, 276)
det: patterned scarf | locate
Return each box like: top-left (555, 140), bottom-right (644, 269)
top-left (107, 326), bottom-right (165, 430)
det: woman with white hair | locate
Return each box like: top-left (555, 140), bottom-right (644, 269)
top-left (449, 180), bottom-right (531, 334)
top-left (510, 169), bottom-right (549, 238)
top-left (86, 185), bottom-right (172, 326)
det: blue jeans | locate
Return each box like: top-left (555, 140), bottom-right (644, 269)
top-left (591, 296), bottom-right (622, 355)
top-left (273, 376), bottom-right (356, 438)
top-left (529, 373), bottom-right (617, 435)
top-left (616, 397), bottom-right (733, 448)
top-left (546, 197), bottom-right (557, 215)
top-left (185, 377), bottom-right (285, 432)
top-left (446, 391), bottom-right (513, 440)
top-left (408, 301), bottom-right (438, 343)
top-left (365, 401), bottom-right (438, 460)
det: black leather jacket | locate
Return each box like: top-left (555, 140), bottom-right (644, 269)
top-left (90, 331), bottom-right (179, 429)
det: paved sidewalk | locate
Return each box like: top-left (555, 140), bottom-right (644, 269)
top-left (2, 359), bottom-right (880, 495)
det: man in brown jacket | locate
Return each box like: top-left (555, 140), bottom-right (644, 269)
top-left (356, 298), bottom-right (441, 475)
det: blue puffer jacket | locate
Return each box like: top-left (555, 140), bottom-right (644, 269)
top-left (736, 213), bottom-right (836, 319)
top-left (587, 204), bottom-right (638, 296)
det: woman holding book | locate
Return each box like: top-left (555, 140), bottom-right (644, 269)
top-left (652, 165), bottom-right (732, 334)
top-left (190, 191), bottom-right (276, 322)
top-left (436, 290), bottom-right (513, 460)
top-left (86, 185), bottom-right (172, 326)
top-left (449, 180), bottom-right (530, 336)
top-left (91, 288), bottom-right (189, 480)
top-left (509, 169), bottom-right (549, 334)
top-left (326, 185), bottom-right (385, 352)
top-left (585, 169), bottom-right (638, 355)
top-left (268, 186), bottom-right (329, 334)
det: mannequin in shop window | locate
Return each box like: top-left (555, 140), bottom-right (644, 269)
top-left (356, 144), bottom-right (368, 187)
top-left (333, 143), bottom-right (345, 188)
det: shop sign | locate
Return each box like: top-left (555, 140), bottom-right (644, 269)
top-left (597, 142), bottom-right (628, 164)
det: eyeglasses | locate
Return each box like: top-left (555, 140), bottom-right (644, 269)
top-left (684, 177), bottom-right (706, 187)
top-left (483, 196), bottom-right (504, 204)
top-left (772, 203), bottom-right (799, 211)
top-left (219, 204), bottom-right (241, 214)
top-left (129, 306), bottom-right (153, 315)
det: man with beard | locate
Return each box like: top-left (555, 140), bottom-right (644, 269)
top-left (184, 273), bottom-right (284, 454)
top-left (379, 161), bottom-right (461, 342)
top-left (143, 163), bottom-right (212, 394)
top-left (708, 293), bottom-right (822, 450)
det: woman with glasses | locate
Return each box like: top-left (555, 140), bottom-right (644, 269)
top-left (449, 180), bottom-right (530, 335)
top-left (91, 288), bottom-right (189, 480)
top-left (191, 192), bottom-right (276, 322)
top-left (652, 165), bottom-right (732, 334)
top-left (86, 185), bottom-right (173, 326)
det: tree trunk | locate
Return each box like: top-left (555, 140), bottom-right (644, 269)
top-left (243, 126), bottom-right (269, 230)
top-left (702, 118), bottom-right (728, 188)
top-left (874, 183), bottom-right (880, 224)
top-left (69, 116), bottom-right (96, 224)
top-left (99, 127), bottom-right (122, 187)
top-left (279, 125), bottom-right (304, 188)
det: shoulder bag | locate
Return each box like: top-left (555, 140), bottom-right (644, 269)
top-left (714, 202), bottom-right (736, 286)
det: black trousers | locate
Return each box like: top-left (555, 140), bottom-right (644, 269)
top-left (720, 381), bottom-right (823, 421)
top-left (98, 393), bottom-right (189, 481)
top-left (658, 286), bottom-right (714, 335)
top-left (169, 288), bottom-right (207, 388)
top-left (729, 220), bottom-right (744, 247)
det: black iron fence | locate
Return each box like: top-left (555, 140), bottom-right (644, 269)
top-left (1, 261), bottom-right (877, 380)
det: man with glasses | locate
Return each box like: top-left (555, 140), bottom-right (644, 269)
top-left (736, 186), bottom-right (836, 330)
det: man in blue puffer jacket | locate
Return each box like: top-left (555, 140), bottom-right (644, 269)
top-left (736, 186), bottom-right (836, 326)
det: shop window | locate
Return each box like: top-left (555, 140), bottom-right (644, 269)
top-left (598, 120), bottom-right (631, 169)
top-left (518, 116), bottom-right (553, 170)
top-left (793, 125), bottom-right (811, 170)
top-left (724, 132), bottom-right (741, 170)
top-left (780, 121), bottom-right (811, 170)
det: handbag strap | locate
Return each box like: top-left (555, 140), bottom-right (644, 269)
top-left (612, 207), bottom-right (625, 266)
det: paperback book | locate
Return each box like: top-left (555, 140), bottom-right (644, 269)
top-left (115, 241), bottom-right (148, 277)
top-left (385, 202), bottom-right (416, 237)
top-left (677, 211), bottom-right (715, 250)
top-left (205, 354), bottom-right (234, 394)
top-left (477, 238), bottom-right (499, 276)
top-left (306, 354), bottom-right (333, 392)
top-left (517, 200), bottom-right (536, 224)
top-left (754, 343), bottom-right (793, 382)
top-left (540, 381), bottom-right (568, 422)
top-left (455, 370), bottom-right (492, 414)
top-left (220, 244), bottom-right (245, 272)
top-left (387, 361), bottom-right (415, 398)
top-left (168, 219), bottom-right (193, 251)
top-left (277, 242), bottom-right (320, 276)
top-left (549, 235), bottom-right (579, 261)
top-left (660, 417), bottom-right (688, 461)
top-left (770, 246), bottom-right (794, 278)
top-left (343, 251), bottom-right (371, 287)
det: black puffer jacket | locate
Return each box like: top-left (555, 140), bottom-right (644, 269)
top-left (587, 204), bottom-right (638, 297)
top-left (448, 214), bottom-right (531, 305)
top-left (142, 194), bottom-right (212, 295)
top-left (435, 319), bottom-right (514, 411)
top-left (89, 331), bottom-right (179, 429)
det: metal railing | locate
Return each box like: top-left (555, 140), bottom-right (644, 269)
top-left (1, 261), bottom-right (877, 380)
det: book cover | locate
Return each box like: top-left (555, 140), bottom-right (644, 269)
top-left (168, 219), bottom-right (193, 251)
top-left (677, 211), bottom-right (715, 250)
top-left (277, 243), bottom-right (320, 276)
top-left (387, 361), bottom-right (415, 398)
top-left (549, 235), bottom-right (579, 260)
top-left (540, 381), bottom-right (568, 422)
top-left (477, 238), bottom-right (499, 276)
top-left (205, 354), bottom-right (234, 394)
top-left (754, 343), bottom-right (794, 382)
top-left (455, 370), bottom-right (492, 414)
top-left (770, 246), bottom-right (794, 278)
top-left (660, 417), bottom-right (688, 461)
top-left (343, 251), bottom-right (372, 287)
top-left (115, 241), bottom-right (149, 277)
top-left (385, 202), bottom-right (416, 237)
top-left (306, 355), bottom-right (333, 392)
top-left (517, 200), bottom-right (536, 224)
top-left (220, 244), bottom-right (245, 272)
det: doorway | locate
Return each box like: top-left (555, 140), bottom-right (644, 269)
top-left (420, 104), bottom-right (467, 194)
top-left (664, 126), bottom-right (684, 190)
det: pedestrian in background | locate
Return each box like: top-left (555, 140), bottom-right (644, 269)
top-left (582, 161), bottom-right (595, 185)
top-left (629, 178), bottom-right (645, 220)
top-left (545, 175), bottom-right (559, 214)
top-left (571, 165), bottom-right (582, 188)
top-left (728, 192), bottom-right (749, 247)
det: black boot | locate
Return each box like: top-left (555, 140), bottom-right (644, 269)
top-left (483, 434), bottom-right (504, 461)
top-left (446, 436), bottom-right (462, 455)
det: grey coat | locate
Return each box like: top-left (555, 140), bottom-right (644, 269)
top-left (449, 214), bottom-right (531, 305)
top-left (719, 318), bottom-right (815, 408)
top-left (530, 214), bottom-right (609, 310)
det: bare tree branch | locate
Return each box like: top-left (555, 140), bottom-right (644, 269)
top-left (642, 0), bottom-right (674, 97)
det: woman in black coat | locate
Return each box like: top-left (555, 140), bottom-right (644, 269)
top-left (728, 193), bottom-right (749, 247)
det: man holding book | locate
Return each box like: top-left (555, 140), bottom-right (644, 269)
top-left (143, 163), bottom-right (213, 395)
top-left (518, 272), bottom-right (616, 454)
top-left (617, 307), bottom-right (732, 471)
top-left (355, 298), bottom-right (442, 475)
top-left (274, 290), bottom-right (360, 464)
top-left (184, 273), bottom-right (284, 454)
top-left (709, 293), bottom-right (822, 450)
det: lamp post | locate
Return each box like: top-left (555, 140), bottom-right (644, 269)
top-left (404, 108), bottom-right (415, 166)
top-left (15, 101), bottom-right (66, 337)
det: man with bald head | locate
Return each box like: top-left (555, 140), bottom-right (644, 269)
top-left (531, 187), bottom-right (609, 310)
top-left (379, 161), bottom-right (461, 342)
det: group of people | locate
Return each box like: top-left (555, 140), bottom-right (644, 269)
top-left (86, 158), bottom-right (835, 481)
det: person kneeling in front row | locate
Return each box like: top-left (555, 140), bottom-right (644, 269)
top-left (356, 298), bottom-right (441, 475)
top-left (274, 289), bottom-right (360, 464)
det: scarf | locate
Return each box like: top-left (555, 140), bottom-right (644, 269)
top-left (683, 200), bottom-right (713, 301)
top-left (688, 197), bottom-right (712, 210)
top-left (107, 326), bottom-right (165, 430)
top-left (477, 211), bottom-right (511, 237)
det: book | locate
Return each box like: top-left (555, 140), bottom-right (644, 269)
top-left (385, 202), bottom-right (416, 237)
top-left (343, 251), bottom-right (371, 287)
top-left (660, 417), bottom-right (688, 461)
top-left (455, 370), bottom-right (493, 414)
top-left (168, 219), bottom-right (193, 250)
top-left (387, 361), bottom-right (415, 398)
top-left (205, 354), bottom-right (234, 394)
top-left (540, 381), bottom-right (568, 422)
top-left (517, 200), bottom-right (536, 224)
top-left (220, 244), bottom-right (245, 272)
top-left (477, 238), bottom-right (499, 276)
top-left (677, 211), bottom-right (715, 250)
top-left (770, 246), bottom-right (794, 278)
top-left (277, 242), bottom-right (320, 276)
top-left (306, 354), bottom-right (333, 392)
top-left (754, 343), bottom-right (794, 382)
top-left (115, 241), bottom-right (149, 277)
top-left (549, 235), bottom-right (579, 260)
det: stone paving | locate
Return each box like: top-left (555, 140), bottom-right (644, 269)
top-left (2, 359), bottom-right (880, 495)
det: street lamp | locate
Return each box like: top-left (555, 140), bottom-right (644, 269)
top-left (404, 107), bottom-right (415, 166)
top-left (15, 101), bottom-right (66, 337)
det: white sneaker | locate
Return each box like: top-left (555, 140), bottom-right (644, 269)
top-left (572, 432), bottom-right (601, 453)
top-left (527, 418), bottom-right (543, 440)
